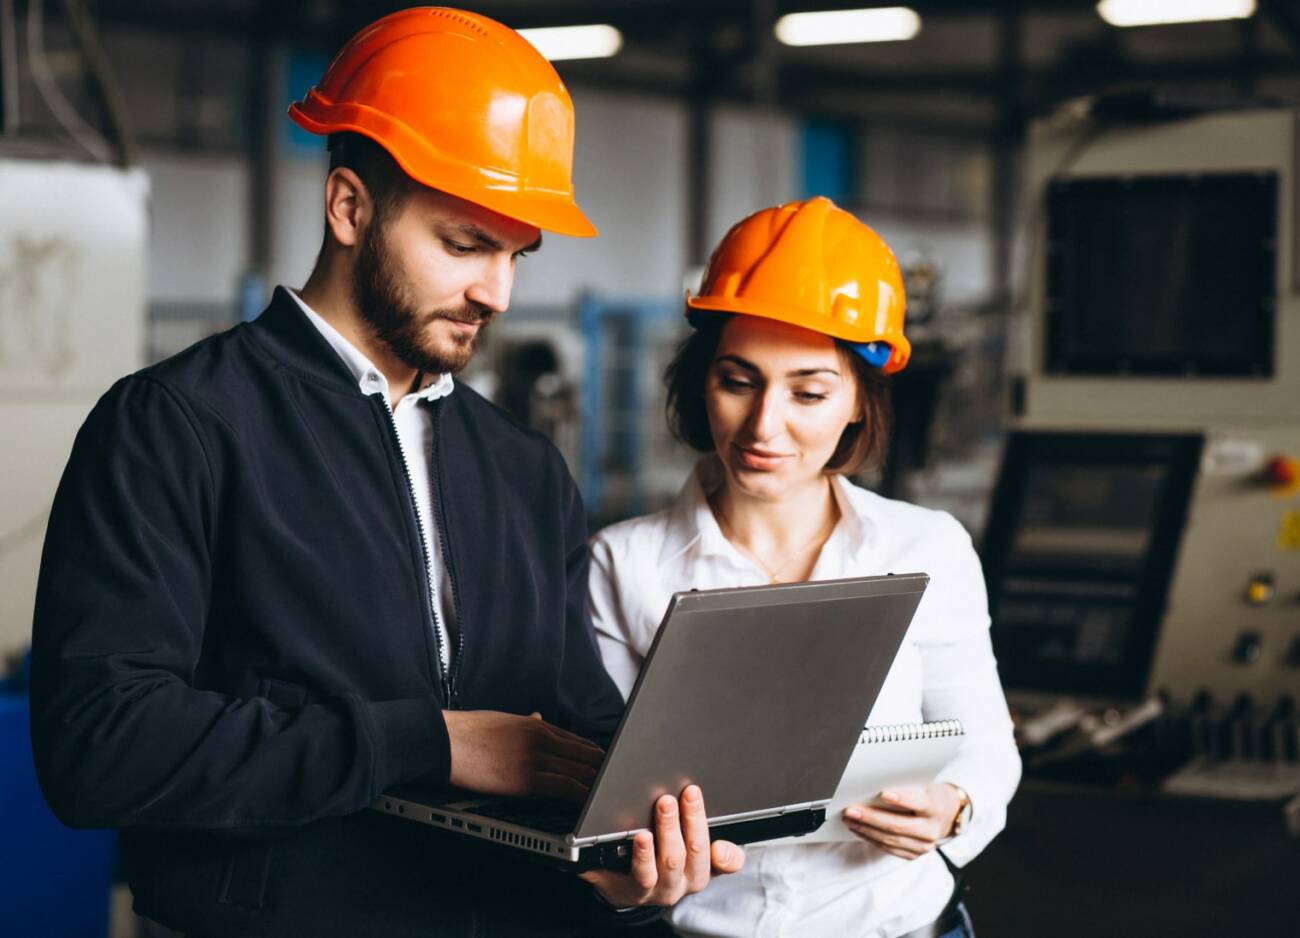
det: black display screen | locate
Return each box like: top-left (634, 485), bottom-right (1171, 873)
top-left (1045, 172), bottom-right (1276, 378)
top-left (981, 432), bottom-right (1203, 698)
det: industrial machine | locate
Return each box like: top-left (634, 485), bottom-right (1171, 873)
top-left (992, 103), bottom-right (1299, 741)
top-left (968, 104), bottom-right (1300, 937)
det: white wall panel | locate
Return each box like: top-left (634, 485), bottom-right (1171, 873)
top-left (512, 88), bottom-right (688, 306)
top-left (0, 160), bottom-right (147, 655)
top-left (141, 152), bottom-right (248, 303)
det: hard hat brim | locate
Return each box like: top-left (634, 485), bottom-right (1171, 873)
top-left (685, 293), bottom-right (911, 374)
top-left (289, 103), bottom-right (599, 239)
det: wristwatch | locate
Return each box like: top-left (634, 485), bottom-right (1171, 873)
top-left (948, 785), bottom-right (973, 837)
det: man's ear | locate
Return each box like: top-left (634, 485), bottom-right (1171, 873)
top-left (322, 166), bottom-right (371, 249)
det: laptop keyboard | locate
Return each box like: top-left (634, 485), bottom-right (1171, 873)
top-left (467, 797), bottom-right (583, 834)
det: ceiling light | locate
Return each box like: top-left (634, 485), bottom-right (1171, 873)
top-left (518, 24), bottom-right (623, 61)
top-left (1096, 0), bottom-right (1256, 27)
top-left (774, 7), bottom-right (921, 46)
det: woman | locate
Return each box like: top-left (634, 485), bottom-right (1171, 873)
top-left (587, 197), bottom-right (1020, 938)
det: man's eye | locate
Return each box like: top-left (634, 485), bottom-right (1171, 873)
top-left (444, 241), bottom-right (475, 255)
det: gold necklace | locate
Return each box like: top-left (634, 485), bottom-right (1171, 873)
top-left (714, 504), bottom-right (839, 583)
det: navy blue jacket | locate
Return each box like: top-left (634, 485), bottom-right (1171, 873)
top-left (30, 289), bottom-right (635, 937)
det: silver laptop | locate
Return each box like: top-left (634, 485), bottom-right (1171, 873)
top-left (376, 572), bottom-right (928, 868)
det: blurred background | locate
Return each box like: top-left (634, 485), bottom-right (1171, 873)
top-left (1, 1), bottom-right (1299, 935)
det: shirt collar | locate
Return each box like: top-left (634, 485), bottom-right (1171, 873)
top-left (658, 455), bottom-right (880, 568)
top-left (287, 288), bottom-right (454, 404)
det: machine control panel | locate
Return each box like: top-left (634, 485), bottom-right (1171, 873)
top-left (1150, 427), bottom-right (1300, 709)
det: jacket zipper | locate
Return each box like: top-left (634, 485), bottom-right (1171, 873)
top-left (429, 402), bottom-right (466, 709)
top-left (373, 394), bottom-right (452, 704)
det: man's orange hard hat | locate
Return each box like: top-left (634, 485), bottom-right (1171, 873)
top-left (687, 197), bottom-right (910, 373)
top-left (288, 6), bottom-right (596, 238)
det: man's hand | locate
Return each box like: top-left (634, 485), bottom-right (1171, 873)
top-left (443, 710), bottom-right (604, 801)
top-left (579, 785), bottom-right (745, 908)
top-left (841, 783), bottom-right (963, 860)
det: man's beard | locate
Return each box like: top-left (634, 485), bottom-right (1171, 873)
top-left (352, 221), bottom-right (493, 376)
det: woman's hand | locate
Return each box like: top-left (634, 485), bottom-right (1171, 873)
top-left (579, 785), bottom-right (745, 908)
top-left (841, 783), bottom-right (963, 860)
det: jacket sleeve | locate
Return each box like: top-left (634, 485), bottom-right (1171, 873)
top-left (29, 376), bottom-right (449, 832)
top-left (553, 471), bottom-right (626, 750)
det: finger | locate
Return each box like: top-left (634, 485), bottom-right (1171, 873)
top-left (529, 711), bottom-right (543, 720)
top-left (850, 817), bottom-right (940, 846)
top-left (710, 840), bottom-right (745, 874)
top-left (845, 821), bottom-right (934, 855)
top-left (538, 720), bottom-right (604, 752)
top-left (533, 753), bottom-right (600, 787)
top-left (677, 786), bottom-right (712, 889)
top-left (653, 795), bottom-right (687, 899)
top-left (843, 806), bottom-right (933, 839)
top-left (878, 787), bottom-right (930, 812)
top-left (628, 830), bottom-right (658, 894)
top-left (546, 739), bottom-right (605, 770)
top-left (528, 772), bottom-right (591, 803)
top-left (538, 726), bottom-right (606, 766)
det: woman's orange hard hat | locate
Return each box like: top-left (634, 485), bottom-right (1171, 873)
top-left (687, 197), bottom-right (910, 372)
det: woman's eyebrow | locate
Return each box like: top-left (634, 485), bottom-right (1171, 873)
top-left (787, 367), bottom-right (840, 377)
top-left (715, 354), bottom-right (759, 372)
top-left (715, 355), bottom-right (840, 378)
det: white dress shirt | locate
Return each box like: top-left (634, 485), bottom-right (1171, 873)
top-left (288, 289), bottom-right (458, 671)
top-left (587, 457), bottom-right (1022, 938)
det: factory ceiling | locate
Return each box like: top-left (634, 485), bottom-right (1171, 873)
top-left (65, 1), bottom-right (1300, 131)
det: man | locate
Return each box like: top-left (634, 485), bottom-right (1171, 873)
top-left (29, 8), bottom-right (741, 936)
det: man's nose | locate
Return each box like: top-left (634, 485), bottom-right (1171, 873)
top-left (466, 254), bottom-right (514, 314)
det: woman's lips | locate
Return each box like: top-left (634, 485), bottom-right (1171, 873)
top-left (734, 444), bottom-right (788, 471)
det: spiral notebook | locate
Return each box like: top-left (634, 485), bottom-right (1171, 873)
top-left (770, 720), bottom-right (966, 845)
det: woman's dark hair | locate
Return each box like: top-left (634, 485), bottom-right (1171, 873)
top-left (664, 314), bottom-right (892, 476)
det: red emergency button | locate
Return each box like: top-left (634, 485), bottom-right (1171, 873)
top-left (1265, 455), bottom-right (1298, 487)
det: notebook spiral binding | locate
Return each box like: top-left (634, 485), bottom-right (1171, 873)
top-left (859, 719), bottom-right (965, 745)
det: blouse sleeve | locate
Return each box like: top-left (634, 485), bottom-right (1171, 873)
top-left (586, 532), bottom-right (645, 701)
top-left (918, 514), bottom-right (1022, 866)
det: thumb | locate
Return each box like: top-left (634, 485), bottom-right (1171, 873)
top-left (711, 841), bottom-right (745, 874)
top-left (529, 711), bottom-right (543, 721)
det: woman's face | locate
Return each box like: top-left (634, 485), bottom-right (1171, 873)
top-left (705, 315), bottom-right (861, 502)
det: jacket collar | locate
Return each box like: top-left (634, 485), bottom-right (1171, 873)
top-left (284, 287), bottom-right (454, 404)
top-left (657, 456), bottom-right (881, 569)
top-left (247, 286), bottom-right (370, 395)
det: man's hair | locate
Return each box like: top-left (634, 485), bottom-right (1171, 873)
top-left (664, 314), bottom-right (893, 476)
top-left (326, 132), bottom-right (421, 229)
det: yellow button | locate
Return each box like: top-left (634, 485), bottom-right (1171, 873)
top-left (1247, 579), bottom-right (1275, 604)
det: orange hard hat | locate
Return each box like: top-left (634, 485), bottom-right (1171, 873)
top-left (686, 197), bottom-right (910, 373)
top-left (288, 7), bottom-right (596, 238)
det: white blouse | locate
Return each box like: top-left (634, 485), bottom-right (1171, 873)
top-left (587, 458), bottom-right (1021, 938)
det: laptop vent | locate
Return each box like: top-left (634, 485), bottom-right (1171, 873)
top-left (489, 828), bottom-right (553, 854)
